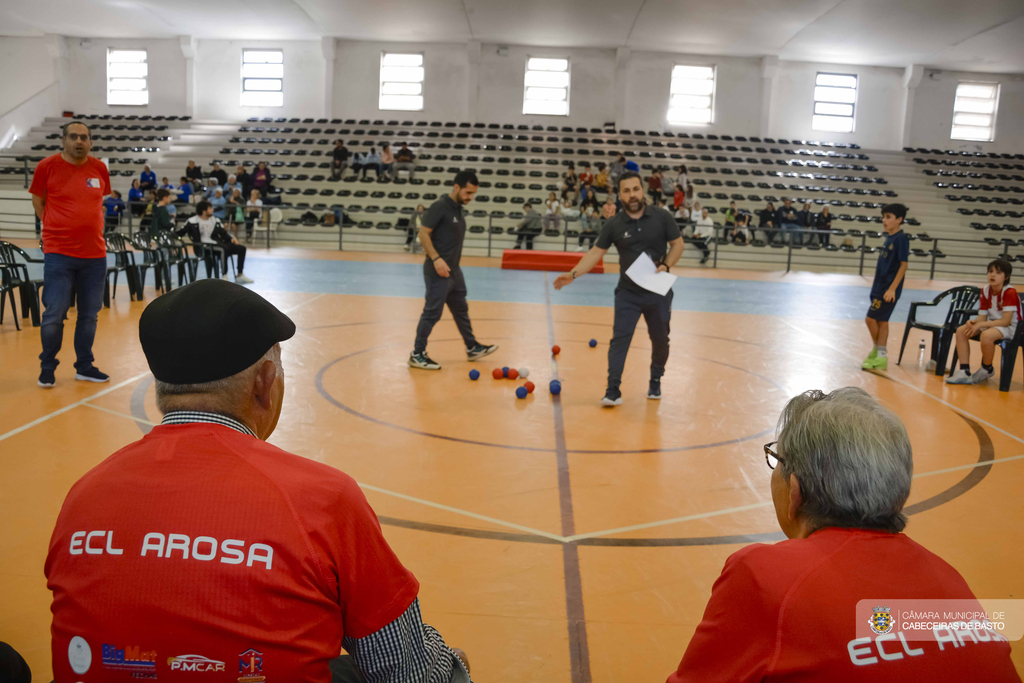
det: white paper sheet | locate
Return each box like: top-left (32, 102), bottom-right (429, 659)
top-left (624, 252), bottom-right (677, 296)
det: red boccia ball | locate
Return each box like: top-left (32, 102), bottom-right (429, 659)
top-left (524, 381), bottom-right (536, 394)
top-left (492, 368), bottom-right (504, 379)
top-left (508, 368), bottom-right (519, 380)
top-left (552, 345), bottom-right (561, 355)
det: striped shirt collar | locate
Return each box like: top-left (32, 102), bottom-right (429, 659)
top-left (160, 411), bottom-right (257, 438)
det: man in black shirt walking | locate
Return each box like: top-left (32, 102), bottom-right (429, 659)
top-left (409, 170), bottom-right (498, 370)
top-left (554, 172), bottom-right (685, 405)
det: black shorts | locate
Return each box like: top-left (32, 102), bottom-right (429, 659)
top-left (867, 296), bottom-right (897, 322)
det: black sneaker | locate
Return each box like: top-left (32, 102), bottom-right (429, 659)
top-left (75, 367), bottom-right (110, 383)
top-left (600, 388), bottom-right (622, 407)
top-left (38, 369), bottom-right (56, 388)
top-left (466, 343), bottom-right (499, 361)
top-left (647, 379), bottom-right (662, 399)
top-left (408, 352), bottom-right (441, 370)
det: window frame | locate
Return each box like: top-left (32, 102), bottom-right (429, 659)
top-left (812, 71), bottom-right (858, 134)
top-left (240, 49), bottom-right (284, 108)
top-left (522, 56), bottom-right (571, 117)
top-left (378, 52), bottom-right (425, 112)
top-left (950, 81), bottom-right (1000, 143)
top-left (666, 64), bottom-right (716, 126)
top-left (106, 48), bottom-right (149, 107)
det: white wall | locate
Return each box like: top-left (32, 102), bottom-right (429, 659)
top-left (910, 69), bottom-right (1024, 153)
top-left (61, 38), bottom-right (187, 116)
top-left (769, 61), bottom-right (905, 149)
top-left (0, 37), bottom-right (55, 116)
top-left (0, 83), bottom-right (59, 149)
top-left (194, 39), bottom-right (325, 121)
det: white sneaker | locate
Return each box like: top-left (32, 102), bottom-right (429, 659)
top-left (945, 369), bottom-right (972, 384)
top-left (235, 274), bottom-right (254, 284)
top-left (574, 245), bottom-right (584, 252)
top-left (220, 274), bottom-right (231, 280)
top-left (969, 367), bottom-right (994, 384)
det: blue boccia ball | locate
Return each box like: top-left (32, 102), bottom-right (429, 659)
top-left (549, 380), bottom-right (562, 395)
top-left (469, 369), bottom-right (480, 380)
top-left (516, 386), bottom-right (528, 399)
top-left (589, 339), bottom-right (597, 347)
top-left (502, 366), bottom-right (509, 378)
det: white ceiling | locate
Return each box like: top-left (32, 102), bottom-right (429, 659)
top-left (2, 0), bottom-right (1023, 73)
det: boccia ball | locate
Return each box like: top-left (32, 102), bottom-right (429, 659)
top-left (516, 386), bottom-right (528, 399)
top-left (589, 339), bottom-right (597, 348)
top-left (518, 367), bottom-right (530, 379)
top-left (469, 369), bottom-right (480, 380)
top-left (502, 366), bottom-right (509, 378)
top-left (549, 380), bottom-right (562, 395)
top-left (492, 368), bottom-right (503, 379)
top-left (524, 381), bottom-right (536, 394)
top-left (508, 368), bottom-right (519, 380)
top-left (552, 345), bottom-right (561, 355)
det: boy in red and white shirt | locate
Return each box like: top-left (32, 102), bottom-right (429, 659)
top-left (947, 258), bottom-right (1020, 385)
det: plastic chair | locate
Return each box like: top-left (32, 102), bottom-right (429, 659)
top-left (897, 285), bottom-right (980, 375)
top-left (949, 319), bottom-right (1024, 392)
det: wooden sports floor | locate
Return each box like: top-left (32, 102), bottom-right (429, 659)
top-left (2, 248), bottom-right (1023, 681)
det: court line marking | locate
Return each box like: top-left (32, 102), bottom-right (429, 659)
top-left (82, 402), bottom-right (158, 426)
top-left (777, 318), bottom-right (847, 354)
top-left (0, 371), bottom-right (151, 444)
top-left (282, 293), bottom-right (325, 314)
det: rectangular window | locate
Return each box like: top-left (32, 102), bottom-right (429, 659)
top-left (107, 49), bottom-right (148, 106)
top-left (812, 73), bottom-right (857, 133)
top-left (523, 58), bottom-right (569, 116)
top-left (241, 50), bottom-right (283, 107)
top-left (379, 53), bottom-right (424, 111)
top-left (950, 82), bottom-right (999, 142)
top-left (667, 65), bottom-right (715, 125)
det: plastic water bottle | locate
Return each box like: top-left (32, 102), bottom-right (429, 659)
top-left (918, 339), bottom-right (926, 366)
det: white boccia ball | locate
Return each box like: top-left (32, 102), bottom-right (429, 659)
top-left (518, 367), bottom-right (529, 379)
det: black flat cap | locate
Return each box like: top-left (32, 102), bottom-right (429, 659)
top-left (140, 280), bottom-right (295, 384)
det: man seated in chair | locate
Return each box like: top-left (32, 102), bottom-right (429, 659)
top-left (175, 200), bottom-right (254, 284)
top-left (946, 258), bottom-right (1019, 385)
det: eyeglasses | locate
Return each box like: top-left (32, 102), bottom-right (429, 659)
top-left (64, 133), bottom-right (90, 141)
top-left (764, 441), bottom-right (783, 470)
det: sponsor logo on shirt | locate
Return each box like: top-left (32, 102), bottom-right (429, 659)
top-left (68, 636), bottom-right (92, 674)
top-left (168, 654), bottom-right (226, 672)
top-left (87, 178), bottom-right (102, 188)
top-left (237, 648), bottom-right (266, 682)
top-left (102, 643), bottom-right (157, 674)
top-left (452, 216), bottom-right (458, 223)
top-left (869, 606), bottom-right (895, 635)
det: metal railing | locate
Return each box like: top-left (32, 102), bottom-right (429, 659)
top-left (0, 154), bottom-right (33, 189)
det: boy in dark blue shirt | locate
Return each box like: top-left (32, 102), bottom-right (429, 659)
top-left (862, 203), bottom-right (910, 371)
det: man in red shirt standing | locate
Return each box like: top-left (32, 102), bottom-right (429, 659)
top-left (46, 280), bottom-right (471, 683)
top-left (29, 121), bottom-right (111, 388)
top-left (666, 387), bottom-right (1020, 683)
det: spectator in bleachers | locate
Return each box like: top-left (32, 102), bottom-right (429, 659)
top-left (252, 161), bottom-right (273, 198)
top-left (177, 176), bottom-right (193, 204)
top-left (946, 259), bottom-right (1020, 385)
top-left (776, 198), bottom-right (799, 245)
top-left (693, 207), bottom-right (714, 264)
top-left (128, 179), bottom-right (145, 217)
top-left (796, 202), bottom-right (813, 245)
top-left (815, 206), bottom-right (833, 245)
top-left (576, 206), bottom-right (602, 252)
top-left (140, 164), bottom-right (156, 192)
top-left (175, 200), bottom-right (253, 284)
top-left (674, 201), bottom-right (692, 223)
top-left (210, 162), bottom-right (228, 187)
top-left (759, 201), bottom-right (777, 243)
top-left (579, 162), bottom-right (594, 187)
top-left (185, 160), bottom-right (203, 190)
top-left (331, 139), bottom-right (350, 180)
top-left (394, 143), bottom-right (417, 180)
top-left (647, 169), bottom-right (663, 205)
top-left (602, 196), bottom-right (617, 220)
top-left (624, 157), bottom-right (639, 174)
top-left (152, 189), bottom-right (175, 234)
top-left (514, 203), bottom-right (542, 250)
top-left (562, 201), bottom-right (581, 232)
top-left (235, 164), bottom-right (252, 197)
top-left (666, 387), bottom-right (1020, 683)
top-left (579, 181), bottom-right (600, 212)
top-left (609, 155), bottom-right (627, 191)
top-left (723, 201), bottom-right (738, 231)
top-left (203, 177), bottom-right (221, 201)
top-left (226, 188), bottom-right (246, 237)
top-left (594, 163), bottom-right (610, 193)
top-left (223, 174), bottom-right (245, 201)
top-left (103, 191), bottom-right (125, 231)
top-left (562, 164), bottom-right (579, 205)
top-left (380, 144), bottom-right (395, 181)
top-left (246, 189), bottom-right (263, 242)
top-left (159, 176), bottom-right (176, 193)
top-left (353, 149), bottom-right (382, 180)
top-left (544, 192), bottom-right (562, 232)
top-left (210, 188), bottom-right (227, 220)
top-left (673, 165), bottom-right (689, 210)
top-left (732, 211), bottom-right (751, 244)
top-left (404, 203), bottom-right (426, 251)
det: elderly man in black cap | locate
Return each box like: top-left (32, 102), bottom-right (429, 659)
top-left (45, 280), bottom-right (471, 683)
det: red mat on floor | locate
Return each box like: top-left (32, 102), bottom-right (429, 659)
top-left (500, 249), bottom-right (604, 273)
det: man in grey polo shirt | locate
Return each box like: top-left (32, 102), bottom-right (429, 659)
top-left (409, 170), bottom-right (498, 370)
top-left (554, 171), bottom-right (684, 406)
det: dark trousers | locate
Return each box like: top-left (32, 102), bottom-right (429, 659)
top-left (353, 163), bottom-right (381, 179)
top-left (414, 264), bottom-right (478, 354)
top-left (329, 655), bottom-right (364, 683)
top-left (693, 238), bottom-right (711, 261)
top-left (607, 287), bottom-right (673, 391)
top-left (578, 232), bottom-right (597, 248)
top-left (514, 230), bottom-right (535, 250)
top-left (223, 243), bottom-right (247, 273)
top-left (39, 253), bottom-right (107, 372)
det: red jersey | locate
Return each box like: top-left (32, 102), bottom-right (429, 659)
top-left (667, 528), bottom-right (1020, 683)
top-left (579, 172), bottom-right (594, 186)
top-left (29, 153), bottom-right (110, 259)
top-left (46, 422), bottom-right (419, 682)
top-left (979, 284), bottom-right (1020, 330)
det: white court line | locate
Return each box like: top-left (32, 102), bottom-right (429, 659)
top-left (282, 293), bottom-right (325, 314)
top-left (82, 402), bottom-right (157, 426)
top-left (778, 318), bottom-right (847, 354)
top-left (357, 482), bottom-right (568, 543)
top-left (0, 371), bottom-right (151, 444)
top-left (913, 452), bottom-right (1024, 479)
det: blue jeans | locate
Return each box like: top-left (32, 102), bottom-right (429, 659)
top-left (39, 253), bottom-right (107, 372)
top-left (781, 223), bottom-right (800, 244)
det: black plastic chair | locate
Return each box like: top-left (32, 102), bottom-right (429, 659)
top-left (0, 241), bottom-right (43, 327)
top-left (897, 286), bottom-right (980, 375)
top-left (103, 233), bottom-right (141, 306)
top-left (130, 231), bottom-right (171, 294)
top-left (154, 232), bottom-right (199, 287)
top-left (949, 316), bottom-right (1024, 392)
